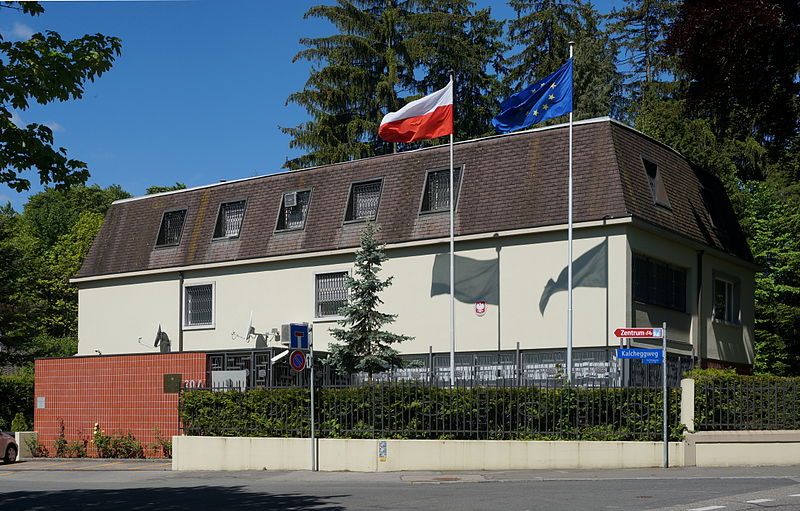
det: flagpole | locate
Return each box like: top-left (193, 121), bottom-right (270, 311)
top-left (449, 73), bottom-right (456, 388)
top-left (566, 42), bottom-right (575, 383)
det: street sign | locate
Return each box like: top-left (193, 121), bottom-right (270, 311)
top-left (613, 327), bottom-right (664, 338)
top-left (287, 323), bottom-right (309, 350)
top-left (617, 348), bottom-right (663, 364)
top-left (289, 350), bottom-right (306, 372)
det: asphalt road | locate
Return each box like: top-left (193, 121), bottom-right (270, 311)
top-left (0, 460), bottom-right (799, 510)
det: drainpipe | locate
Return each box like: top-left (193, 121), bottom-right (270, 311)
top-left (178, 271), bottom-right (184, 352)
top-left (695, 251), bottom-right (704, 369)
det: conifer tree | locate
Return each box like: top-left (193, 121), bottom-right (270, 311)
top-left (408, 0), bottom-right (507, 139)
top-left (327, 222), bottom-right (412, 378)
top-left (506, 0), bottom-right (621, 121)
top-left (281, 0), bottom-right (416, 169)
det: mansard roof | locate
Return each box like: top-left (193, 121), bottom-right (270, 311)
top-left (76, 118), bottom-right (752, 279)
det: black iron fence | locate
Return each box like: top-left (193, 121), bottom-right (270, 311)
top-left (180, 378), bottom-right (683, 441)
top-left (695, 379), bottom-right (800, 431)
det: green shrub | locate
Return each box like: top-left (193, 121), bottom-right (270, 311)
top-left (0, 375), bottom-right (33, 430)
top-left (180, 384), bottom-right (683, 441)
top-left (26, 437), bottom-right (49, 458)
top-left (10, 412), bottom-right (28, 432)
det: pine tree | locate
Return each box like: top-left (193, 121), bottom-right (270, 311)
top-left (408, 0), bottom-right (507, 140)
top-left (281, 0), bottom-right (416, 169)
top-left (506, 0), bottom-right (620, 121)
top-left (327, 222), bottom-right (412, 378)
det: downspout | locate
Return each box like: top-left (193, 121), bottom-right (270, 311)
top-left (695, 251), bottom-right (704, 369)
top-left (178, 271), bottom-right (184, 352)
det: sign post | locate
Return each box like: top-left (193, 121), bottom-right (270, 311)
top-left (614, 324), bottom-right (669, 468)
top-left (309, 327), bottom-right (317, 472)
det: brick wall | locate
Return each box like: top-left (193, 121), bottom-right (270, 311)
top-left (34, 352), bottom-right (206, 458)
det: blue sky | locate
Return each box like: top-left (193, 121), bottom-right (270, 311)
top-left (2, 0), bottom-right (620, 211)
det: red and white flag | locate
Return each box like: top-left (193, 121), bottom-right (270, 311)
top-left (378, 79), bottom-right (453, 143)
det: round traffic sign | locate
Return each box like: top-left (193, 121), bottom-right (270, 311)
top-left (289, 350), bottom-right (306, 372)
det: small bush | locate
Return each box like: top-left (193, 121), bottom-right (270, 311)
top-left (26, 438), bottom-right (49, 458)
top-left (92, 423), bottom-right (144, 458)
top-left (10, 412), bottom-right (28, 432)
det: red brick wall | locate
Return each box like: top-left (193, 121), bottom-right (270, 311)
top-left (34, 352), bottom-right (206, 458)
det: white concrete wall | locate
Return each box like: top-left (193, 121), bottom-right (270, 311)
top-left (79, 226), bottom-right (630, 356)
top-left (171, 436), bottom-right (683, 471)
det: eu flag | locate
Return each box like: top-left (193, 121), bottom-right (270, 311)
top-left (492, 59), bottom-right (573, 133)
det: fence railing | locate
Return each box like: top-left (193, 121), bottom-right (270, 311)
top-left (695, 380), bottom-right (800, 431)
top-left (179, 379), bottom-right (683, 441)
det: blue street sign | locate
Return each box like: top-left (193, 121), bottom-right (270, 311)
top-left (289, 323), bottom-right (309, 350)
top-left (617, 348), bottom-right (664, 364)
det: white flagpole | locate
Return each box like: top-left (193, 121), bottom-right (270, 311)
top-left (566, 42), bottom-right (575, 383)
top-left (449, 74), bottom-right (456, 388)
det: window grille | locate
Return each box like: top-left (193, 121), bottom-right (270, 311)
top-left (214, 200), bottom-right (246, 238)
top-left (421, 168), bottom-right (462, 212)
top-left (277, 190), bottom-right (311, 230)
top-left (632, 254), bottom-right (686, 312)
top-left (315, 272), bottom-right (348, 317)
top-left (185, 284), bottom-right (213, 326)
top-left (156, 209), bottom-right (187, 246)
top-left (345, 180), bottom-right (381, 221)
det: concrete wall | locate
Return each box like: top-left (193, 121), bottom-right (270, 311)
top-left (78, 226), bottom-right (631, 357)
top-left (172, 436), bottom-right (683, 472)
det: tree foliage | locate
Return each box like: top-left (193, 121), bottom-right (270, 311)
top-left (146, 182), bottom-right (186, 195)
top-left (0, 1), bottom-right (122, 192)
top-left (326, 222), bottom-right (412, 377)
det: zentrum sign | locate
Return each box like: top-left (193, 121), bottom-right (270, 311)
top-left (613, 328), bottom-right (664, 338)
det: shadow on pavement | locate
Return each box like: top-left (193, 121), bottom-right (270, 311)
top-left (0, 486), bottom-right (348, 510)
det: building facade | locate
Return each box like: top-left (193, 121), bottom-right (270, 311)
top-left (72, 118), bottom-right (756, 375)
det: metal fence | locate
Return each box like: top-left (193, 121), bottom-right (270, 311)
top-left (695, 380), bottom-right (800, 431)
top-left (179, 378), bottom-right (682, 441)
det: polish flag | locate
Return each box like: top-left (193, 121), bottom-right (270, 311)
top-left (378, 80), bottom-right (453, 143)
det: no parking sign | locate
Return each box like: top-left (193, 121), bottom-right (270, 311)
top-left (289, 350), bottom-right (306, 372)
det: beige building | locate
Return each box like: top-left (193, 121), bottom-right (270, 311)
top-left (73, 118), bottom-right (756, 380)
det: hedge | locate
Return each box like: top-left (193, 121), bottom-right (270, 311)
top-left (688, 369), bottom-right (800, 430)
top-left (180, 384), bottom-right (683, 441)
top-left (0, 374), bottom-right (34, 431)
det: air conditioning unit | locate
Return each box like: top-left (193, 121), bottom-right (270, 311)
top-left (284, 191), bottom-right (297, 208)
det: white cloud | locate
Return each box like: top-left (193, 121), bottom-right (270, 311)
top-left (11, 22), bottom-right (34, 40)
top-left (45, 121), bottom-right (65, 133)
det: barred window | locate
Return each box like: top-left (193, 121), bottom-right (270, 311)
top-left (185, 284), bottom-right (214, 327)
top-left (714, 277), bottom-right (739, 323)
top-left (155, 209), bottom-right (187, 247)
top-left (213, 200), bottom-right (246, 239)
top-left (276, 190), bottom-right (311, 231)
top-left (632, 254), bottom-right (686, 312)
top-left (421, 167), bottom-right (462, 212)
top-left (315, 271), bottom-right (348, 318)
top-left (345, 180), bottom-right (382, 221)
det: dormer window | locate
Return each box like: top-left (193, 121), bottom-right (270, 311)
top-left (276, 190), bottom-right (311, 231)
top-left (421, 167), bottom-right (462, 213)
top-left (642, 158), bottom-right (671, 209)
top-left (344, 179), bottom-right (382, 222)
top-left (155, 209), bottom-right (187, 247)
top-left (213, 200), bottom-right (246, 239)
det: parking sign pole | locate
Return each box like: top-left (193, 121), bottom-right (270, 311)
top-left (662, 321), bottom-right (668, 469)
top-left (310, 331), bottom-right (317, 471)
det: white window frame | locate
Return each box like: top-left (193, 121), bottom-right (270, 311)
top-left (713, 274), bottom-right (739, 325)
top-left (183, 281), bottom-right (216, 330)
top-left (313, 269), bottom-right (350, 321)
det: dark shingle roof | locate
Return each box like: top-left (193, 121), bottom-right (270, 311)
top-left (77, 118), bottom-right (752, 279)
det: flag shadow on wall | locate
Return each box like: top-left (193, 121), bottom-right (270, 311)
top-left (538, 239), bottom-right (607, 314)
top-left (430, 254), bottom-right (499, 305)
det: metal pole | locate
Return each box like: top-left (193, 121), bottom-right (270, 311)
top-left (449, 73), bottom-right (456, 388)
top-left (310, 333), bottom-right (317, 471)
top-left (566, 41), bottom-right (575, 383)
top-left (662, 321), bottom-right (668, 469)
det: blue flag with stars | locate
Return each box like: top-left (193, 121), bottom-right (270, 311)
top-left (492, 59), bottom-right (573, 133)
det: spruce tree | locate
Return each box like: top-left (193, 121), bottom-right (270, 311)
top-left (408, 0), bottom-right (507, 140)
top-left (281, 0), bottom-right (416, 169)
top-left (506, 0), bottom-right (621, 121)
top-left (327, 222), bottom-right (412, 378)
